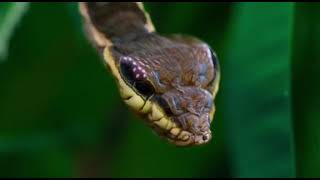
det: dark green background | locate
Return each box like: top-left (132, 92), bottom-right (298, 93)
top-left (0, 2), bottom-right (319, 178)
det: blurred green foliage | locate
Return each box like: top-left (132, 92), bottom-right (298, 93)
top-left (0, 2), bottom-right (28, 60)
top-left (292, 3), bottom-right (320, 178)
top-left (0, 2), bottom-right (319, 178)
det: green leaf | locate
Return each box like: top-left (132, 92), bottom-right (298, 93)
top-left (292, 3), bottom-right (320, 178)
top-left (0, 2), bottom-right (29, 61)
top-left (223, 3), bottom-right (295, 177)
top-left (0, 3), bottom-right (117, 177)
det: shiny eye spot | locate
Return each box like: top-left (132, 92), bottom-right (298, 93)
top-left (120, 57), bottom-right (154, 97)
top-left (206, 99), bottom-right (213, 108)
top-left (197, 63), bottom-right (208, 85)
top-left (198, 63), bottom-right (208, 76)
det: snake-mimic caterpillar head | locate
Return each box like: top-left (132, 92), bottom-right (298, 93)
top-left (79, 2), bottom-right (221, 146)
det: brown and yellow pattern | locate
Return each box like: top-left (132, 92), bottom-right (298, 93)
top-left (79, 2), bottom-right (220, 146)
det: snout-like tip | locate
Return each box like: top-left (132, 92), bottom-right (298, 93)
top-left (194, 130), bottom-right (212, 145)
top-left (167, 129), bottom-right (212, 147)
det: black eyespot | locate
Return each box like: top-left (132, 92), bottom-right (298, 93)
top-left (155, 96), bottom-right (173, 116)
top-left (202, 134), bottom-right (209, 141)
top-left (210, 48), bottom-right (220, 75)
top-left (120, 57), bottom-right (155, 97)
top-left (207, 48), bottom-right (220, 88)
top-left (134, 81), bottom-right (155, 97)
top-left (120, 59), bottom-right (135, 83)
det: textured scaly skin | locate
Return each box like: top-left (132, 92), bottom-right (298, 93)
top-left (79, 2), bottom-right (220, 146)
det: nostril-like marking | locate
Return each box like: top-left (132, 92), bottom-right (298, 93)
top-left (202, 135), bottom-right (208, 141)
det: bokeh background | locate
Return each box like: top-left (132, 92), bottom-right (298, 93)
top-left (0, 2), bottom-right (319, 178)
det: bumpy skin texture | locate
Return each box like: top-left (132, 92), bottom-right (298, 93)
top-left (79, 2), bottom-right (220, 146)
top-left (111, 33), bottom-right (218, 140)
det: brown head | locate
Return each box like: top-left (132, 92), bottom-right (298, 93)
top-left (79, 2), bottom-right (220, 146)
top-left (111, 35), bottom-right (220, 146)
top-left (157, 86), bottom-right (214, 144)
